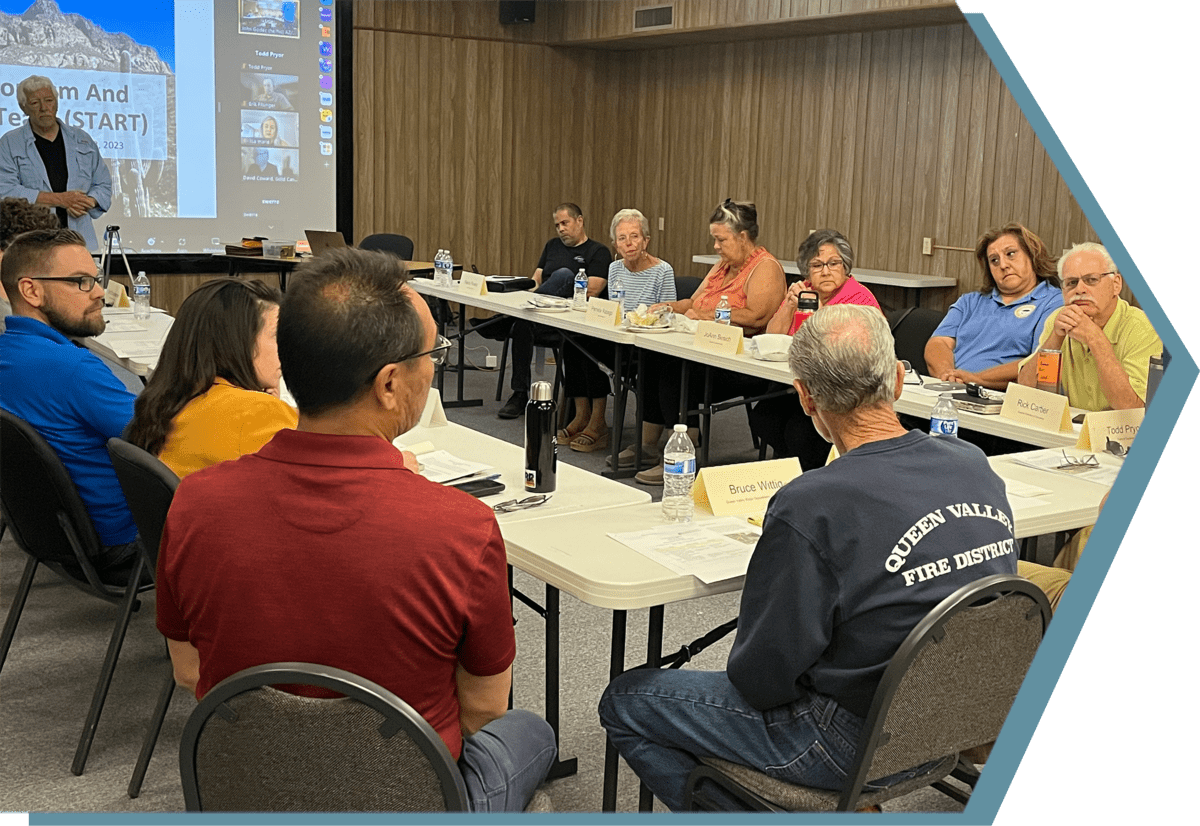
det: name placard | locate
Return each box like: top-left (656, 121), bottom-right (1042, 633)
top-left (584, 296), bottom-right (622, 327)
top-left (105, 279), bottom-right (131, 308)
top-left (419, 388), bottom-right (449, 428)
top-left (457, 272), bottom-right (487, 296)
top-left (694, 320), bottom-right (744, 355)
top-left (999, 383), bottom-right (1072, 432)
top-left (1076, 407), bottom-right (1143, 452)
top-left (693, 458), bottom-right (801, 516)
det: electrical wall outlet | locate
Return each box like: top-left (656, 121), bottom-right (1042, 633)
top-left (485, 354), bottom-right (498, 369)
top-left (922, 237), bottom-right (933, 255)
top-left (658, 216), bottom-right (665, 231)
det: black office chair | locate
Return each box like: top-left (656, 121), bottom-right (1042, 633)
top-left (0, 408), bottom-right (153, 776)
top-left (887, 306), bottom-right (947, 376)
top-left (179, 662), bottom-right (471, 812)
top-left (683, 574), bottom-right (1051, 812)
top-left (358, 233), bottom-right (415, 261)
top-left (106, 437), bottom-right (181, 798)
top-left (674, 275), bottom-right (703, 301)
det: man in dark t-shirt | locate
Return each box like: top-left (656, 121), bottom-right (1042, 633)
top-left (599, 305), bottom-right (1019, 811)
top-left (497, 203), bottom-right (612, 418)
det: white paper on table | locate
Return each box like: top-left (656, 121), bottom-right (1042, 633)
top-left (1003, 479), bottom-right (1052, 498)
top-left (109, 339), bottom-right (163, 358)
top-left (1006, 493), bottom-right (1049, 513)
top-left (412, 449), bottom-right (493, 484)
top-left (102, 319), bottom-right (148, 333)
top-left (608, 518), bottom-right (762, 584)
top-left (1011, 448), bottom-right (1122, 487)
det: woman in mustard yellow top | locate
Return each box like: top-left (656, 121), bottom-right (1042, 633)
top-left (126, 278), bottom-right (298, 478)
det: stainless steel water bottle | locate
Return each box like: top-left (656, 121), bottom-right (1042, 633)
top-left (524, 381), bottom-right (557, 493)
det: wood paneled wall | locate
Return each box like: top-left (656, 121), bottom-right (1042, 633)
top-left (352, 5), bottom-right (1098, 312)
top-left (355, 0), bottom-right (549, 42)
top-left (546, 0), bottom-right (960, 45)
top-left (354, 29), bottom-right (601, 276)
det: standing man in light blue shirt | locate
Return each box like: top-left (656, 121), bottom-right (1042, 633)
top-left (0, 75), bottom-right (112, 251)
top-left (925, 222), bottom-right (1063, 390)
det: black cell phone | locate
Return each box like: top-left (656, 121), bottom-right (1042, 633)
top-left (452, 479), bottom-right (505, 498)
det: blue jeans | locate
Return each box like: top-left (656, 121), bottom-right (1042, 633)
top-left (458, 709), bottom-right (557, 812)
top-left (599, 668), bottom-right (908, 812)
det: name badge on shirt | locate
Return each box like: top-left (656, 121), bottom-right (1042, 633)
top-left (1014, 304), bottom-right (1036, 319)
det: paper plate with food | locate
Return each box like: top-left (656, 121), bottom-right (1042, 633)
top-left (623, 304), bottom-right (673, 332)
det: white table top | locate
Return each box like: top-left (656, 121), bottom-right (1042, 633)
top-left (81, 307), bottom-right (174, 376)
top-left (396, 420), bottom-right (650, 525)
top-left (412, 276), bottom-right (1075, 449)
top-left (895, 380), bottom-right (1081, 448)
top-left (691, 254), bottom-right (957, 289)
top-left (410, 277), bottom-right (639, 346)
top-left (500, 447), bottom-right (1115, 611)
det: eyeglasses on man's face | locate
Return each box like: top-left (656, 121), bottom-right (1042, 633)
top-left (26, 275), bottom-right (101, 292)
top-left (808, 258), bottom-right (844, 274)
top-left (400, 334), bottom-right (452, 366)
top-left (1061, 272), bottom-right (1115, 292)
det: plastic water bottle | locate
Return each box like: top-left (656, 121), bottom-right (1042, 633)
top-left (662, 424), bottom-right (696, 523)
top-left (930, 393), bottom-right (959, 438)
top-left (715, 295), bottom-right (731, 325)
top-left (133, 271), bottom-right (150, 320)
top-left (441, 248), bottom-right (454, 286)
top-left (610, 269), bottom-right (625, 312)
top-left (431, 249), bottom-right (446, 286)
top-left (573, 268), bottom-right (588, 309)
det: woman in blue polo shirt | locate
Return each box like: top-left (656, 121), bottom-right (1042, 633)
top-left (924, 222), bottom-right (1063, 390)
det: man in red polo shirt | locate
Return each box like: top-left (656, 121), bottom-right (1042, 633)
top-left (156, 247), bottom-right (556, 811)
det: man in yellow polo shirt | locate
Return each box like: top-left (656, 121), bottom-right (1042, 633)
top-left (1017, 242), bottom-right (1161, 410)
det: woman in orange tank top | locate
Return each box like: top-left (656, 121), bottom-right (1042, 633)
top-left (654, 199), bottom-right (786, 335)
top-left (619, 201), bottom-right (787, 484)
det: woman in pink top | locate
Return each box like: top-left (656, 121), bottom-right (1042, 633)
top-left (766, 229), bottom-right (881, 335)
top-left (754, 230), bottom-right (881, 471)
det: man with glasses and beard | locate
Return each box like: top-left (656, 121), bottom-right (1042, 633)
top-left (154, 248), bottom-right (556, 812)
top-left (1017, 242), bottom-right (1161, 410)
top-left (0, 228), bottom-right (142, 580)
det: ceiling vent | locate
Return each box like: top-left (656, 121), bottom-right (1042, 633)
top-left (633, 4), bottom-right (674, 32)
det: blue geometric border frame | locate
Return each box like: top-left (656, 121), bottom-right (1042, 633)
top-left (953, 12), bottom-right (1196, 825)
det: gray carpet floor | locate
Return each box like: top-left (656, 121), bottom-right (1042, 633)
top-left (0, 331), bottom-right (969, 814)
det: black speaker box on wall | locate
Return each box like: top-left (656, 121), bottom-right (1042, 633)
top-left (499, 1), bottom-right (535, 24)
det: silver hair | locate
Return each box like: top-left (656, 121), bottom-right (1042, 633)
top-left (17, 75), bottom-right (55, 108)
top-left (788, 305), bottom-right (897, 415)
top-left (1057, 242), bottom-right (1118, 280)
top-left (797, 229), bottom-right (854, 275)
top-left (610, 208), bottom-right (650, 241)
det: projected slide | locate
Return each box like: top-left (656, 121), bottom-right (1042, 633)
top-left (0, 0), bottom-right (340, 254)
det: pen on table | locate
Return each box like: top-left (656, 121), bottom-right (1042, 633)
top-left (448, 472), bottom-right (502, 487)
